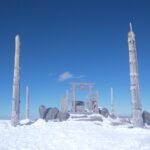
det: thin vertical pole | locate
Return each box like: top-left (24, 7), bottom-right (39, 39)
top-left (11, 35), bottom-right (21, 126)
top-left (26, 86), bottom-right (29, 119)
top-left (110, 87), bottom-right (114, 115)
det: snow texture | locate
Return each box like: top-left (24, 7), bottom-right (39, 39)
top-left (0, 115), bottom-right (150, 150)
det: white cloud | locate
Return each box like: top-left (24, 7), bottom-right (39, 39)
top-left (75, 75), bottom-right (85, 79)
top-left (58, 71), bottom-right (74, 82)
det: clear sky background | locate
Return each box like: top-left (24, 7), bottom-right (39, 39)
top-left (0, 0), bottom-right (150, 119)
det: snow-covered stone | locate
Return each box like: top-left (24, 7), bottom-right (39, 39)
top-left (57, 111), bottom-right (70, 121)
top-left (45, 107), bottom-right (59, 121)
top-left (39, 106), bottom-right (70, 122)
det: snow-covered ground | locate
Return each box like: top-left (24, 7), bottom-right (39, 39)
top-left (0, 115), bottom-right (150, 150)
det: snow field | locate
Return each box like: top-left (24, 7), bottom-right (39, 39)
top-left (0, 118), bottom-right (150, 150)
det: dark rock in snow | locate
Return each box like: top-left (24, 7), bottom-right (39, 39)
top-left (57, 111), bottom-right (70, 121)
top-left (142, 111), bottom-right (150, 125)
top-left (110, 114), bottom-right (117, 119)
top-left (45, 107), bottom-right (59, 121)
top-left (98, 108), bottom-right (101, 114)
top-left (100, 108), bottom-right (109, 118)
top-left (39, 105), bottom-right (70, 122)
top-left (39, 105), bottom-right (47, 119)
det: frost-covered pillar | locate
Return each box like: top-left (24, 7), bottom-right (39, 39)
top-left (95, 90), bottom-right (99, 113)
top-left (110, 87), bottom-right (114, 115)
top-left (128, 23), bottom-right (143, 127)
top-left (26, 86), bottom-right (29, 119)
top-left (72, 84), bottom-right (76, 113)
top-left (11, 35), bottom-right (21, 126)
top-left (61, 90), bottom-right (69, 113)
top-left (89, 86), bottom-right (93, 112)
top-left (65, 89), bottom-right (69, 111)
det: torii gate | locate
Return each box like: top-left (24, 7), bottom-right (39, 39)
top-left (71, 82), bottom-right (99, 113)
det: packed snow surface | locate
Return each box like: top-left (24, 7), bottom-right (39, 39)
top-left (0, 115), bottom-right (150, 150)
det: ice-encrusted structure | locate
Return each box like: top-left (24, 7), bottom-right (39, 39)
top-left (110, 87), bottom-right (115, 115)
top-left (11, 35), bottom-right (21, 127)
top-left (128, 23), bottom-right (143, 127)
top-left (25, 86), bottom-right (29, 119)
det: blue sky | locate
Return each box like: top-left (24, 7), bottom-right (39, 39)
top-left (0, 0), bottom-right (150, 118)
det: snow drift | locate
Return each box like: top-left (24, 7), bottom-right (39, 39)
top-left (0, 114), bottom-right (150, 150)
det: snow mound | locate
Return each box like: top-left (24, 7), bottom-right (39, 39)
top-left (20, 119), bottom-right (32, 125)
top-left (0, 120), bottom-right (11, 129)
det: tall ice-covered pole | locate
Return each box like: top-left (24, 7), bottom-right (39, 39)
top-left (11, 35), bottom-right (21, 126)
top-left (61, 90), bottom-right (69, 113)
top-left (26, 86), bottom-right (29, 119)
top-left (95, 90), bottom-right (99, 113)
top-left (128, 23), bottom-right (143, 127)
top-left (110, 87), bottom-right (114, 115)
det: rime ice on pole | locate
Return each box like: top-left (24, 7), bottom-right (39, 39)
top-left (26, 86), bottom-right (29, 119)
top-left (11, 35), bottom-right (21, 126)
top-left (110, 87), bottom-right (114, 115)
top-left (128, 23), bottom-right (143, 127)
